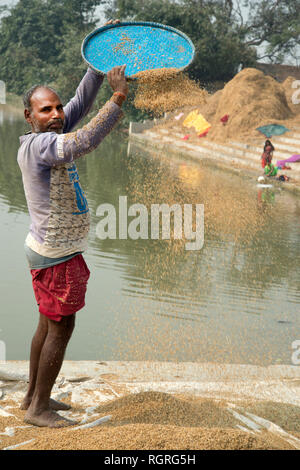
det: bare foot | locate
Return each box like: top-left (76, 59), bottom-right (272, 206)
top-left (24, 409), bottom-right (77, 428)
top-left (21, 397), bottom-right (71, 411)
top-left (48, 398), bottom-right (71, 411)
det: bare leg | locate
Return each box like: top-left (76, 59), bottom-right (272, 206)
top-left (21, 314), bottom-right (70, 411)
top-left (24, 314), bottom-right (77, 427)
top-left (21, 314), bottom-right (48, 409)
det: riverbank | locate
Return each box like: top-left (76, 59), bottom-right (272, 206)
top-left (1, 360), bottom-right (300, 450)
top-left (128, 119), bottom-right (300, 196)
top-left (128, 67), bottom-right (300, 194)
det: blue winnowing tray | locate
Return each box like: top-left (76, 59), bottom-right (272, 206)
top-left (81, 22), bottom-right (195, 78)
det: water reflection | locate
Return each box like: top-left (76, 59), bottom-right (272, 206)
top-left (107, 141), bottom-right (300, 300)
top-left (0, 115), bottom-right (27, 212)
top-left (0, 110), bottom-right (299, 364)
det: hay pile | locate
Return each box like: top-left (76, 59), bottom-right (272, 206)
top-left (207, 68), bottom-right (293, 141)
top-left (133, 68), bottom-right (208, 115)
top-left (197, 89), bottom-right (223, 122)
top-left (147, 67), bottom-right (300, 142)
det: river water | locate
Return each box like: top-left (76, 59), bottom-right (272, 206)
top-left (0, 110), bottom-right (299, 365)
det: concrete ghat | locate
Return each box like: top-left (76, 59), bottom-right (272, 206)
top-left (128, 121), bottom-right (300, 194)
top-left (1, 361), bottom-right (300, 406)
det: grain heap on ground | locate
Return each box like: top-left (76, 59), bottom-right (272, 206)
top-left (1, 391), bottom-right (298, 450)
top-left (147, 67), bottom-right (300, 142)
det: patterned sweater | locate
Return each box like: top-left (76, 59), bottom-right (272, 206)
top-left (17, 68), bottom-right (123, 260)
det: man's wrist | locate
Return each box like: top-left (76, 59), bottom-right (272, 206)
top-left (110, 92), bottom-right (127, 107)
top-left (113, 91), bottom-right (127, 100)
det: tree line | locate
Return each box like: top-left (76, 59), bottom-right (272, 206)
top-left (0, 0), bottom-right (299, 118)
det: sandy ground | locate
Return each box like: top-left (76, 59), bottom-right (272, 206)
top-left (1, 361), bottom-right (300, 450)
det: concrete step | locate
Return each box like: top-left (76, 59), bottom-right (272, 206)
top-left (160, 129), bottom-right (299, 159)
top-left (275, 135), bottom-right (300, 145)
top-left (273, 145), bottom-right (300, 155)
top-left (157, 130), bottom-right (260, 161)
top-left (198, 143), bottom-right (300, 180)
top-left (182, 138), bottom-right (296, 166)
top-left (146, 130), bottom-right (274, 168)
top-left (202, 141), bottom-right (300, 178)
top-left (144, 131), bottom-right (260, 170)
top-left (272, 140), bottom-right (300, 152)
top-left (230, 141), bottom-right (299, 159)
top-left (135, 131), bottom-right (300, 182)
top-left (193, 139), bottom-right (260, 162)
top-left (165, 124), bottom-right (300, 143)
top-left (286, 132), bottom-right (300, 139)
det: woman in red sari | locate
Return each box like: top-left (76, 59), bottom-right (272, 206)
top-left (261, 140), bottom-right (275, 168)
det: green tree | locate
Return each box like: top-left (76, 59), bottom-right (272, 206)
top-left (0, 0), bottom-right (100, 95)
top-left (242, 0), bottom-right (300, 63)
top-left (0, 0), bottom-right (148, 123)
top-left (51, 24), bottom-right (93, 103)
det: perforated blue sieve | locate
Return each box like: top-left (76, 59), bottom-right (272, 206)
top-left (81, 22), bottom-right (195, 78)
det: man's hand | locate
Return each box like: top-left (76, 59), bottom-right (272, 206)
top-left (107, 65), bottom-right (128, 97)
top-left (103, 19), bottom-right (121, 26)
top-left (104, 21), bottom-right (129, 98)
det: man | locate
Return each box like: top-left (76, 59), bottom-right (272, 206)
top-left (17, 33), bottom-right (128, 427)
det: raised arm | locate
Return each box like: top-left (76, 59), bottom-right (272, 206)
top-left (57, 100), bottom-right (123, 161)
top-left (33, 66), bottom-right (128, 166)
top-left (63, 68), bottom-right (104, 133)
top-left (63, 19), bottom-right (122, 132)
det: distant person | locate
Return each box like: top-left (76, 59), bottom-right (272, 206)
top-left (264, 164), bottom-right (290, 182)
top-left (17, 20), bottom-right (128, 428)
top-left (264, 163), bottom-right (278, 177)
top-left (261, 139), bottom-right (275, 168)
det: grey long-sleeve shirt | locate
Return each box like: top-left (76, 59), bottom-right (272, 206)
top-left (17, 68), bottom-right (123, 265)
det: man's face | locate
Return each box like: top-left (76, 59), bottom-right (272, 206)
top-left (24, 88), bottom-right (65, 134)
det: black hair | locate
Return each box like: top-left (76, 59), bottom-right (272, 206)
top-left (23, 85), bottom-right (59, 111)
top-left (264, 140), bottom-right (275, 152)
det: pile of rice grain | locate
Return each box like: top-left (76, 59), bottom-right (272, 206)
top-left (14, 392), bottom-right (293, 450)
top-left (20, 423), bottom-right (281, 450)
top-left (1, 392), bottom-right (298, 450)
